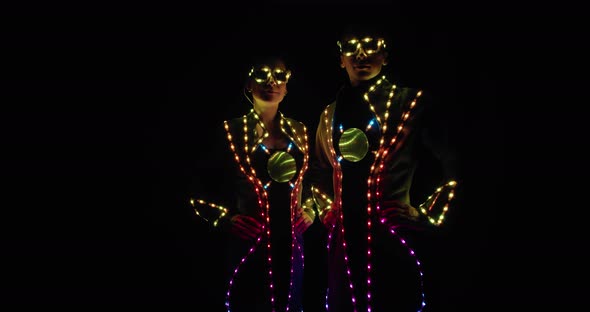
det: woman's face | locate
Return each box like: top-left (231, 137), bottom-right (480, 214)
top-left (249, 59), bottom-right (290, 104)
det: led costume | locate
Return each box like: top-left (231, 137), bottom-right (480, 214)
top-left (307, 73), bottom-right (457, 312)
top-left (193, 107), bottom-right (310, 312)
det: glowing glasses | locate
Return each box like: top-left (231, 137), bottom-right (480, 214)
top-left (249, 66), bottom-right (292, 85)
top-left (337, 37), bottom-right (386, 57)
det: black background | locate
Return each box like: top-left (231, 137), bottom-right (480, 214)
top-left (2, 1), bottom-right (587, 310)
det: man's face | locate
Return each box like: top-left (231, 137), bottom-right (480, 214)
top-left (339, 36), bottom-right (388, 86)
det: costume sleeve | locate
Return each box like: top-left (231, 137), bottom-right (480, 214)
top-left (188, 121), bottom-right (240, 232)
top-left (415, 90), bottom-right (460, 226)
top-left (420, 90), bottom-right (458, 179)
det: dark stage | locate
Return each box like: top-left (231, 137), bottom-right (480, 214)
top-left (6, 2), bottom-right (578, 310)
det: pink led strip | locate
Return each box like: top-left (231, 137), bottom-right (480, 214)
top-left (371, 88), bottom-right (426, 312)
top-left (224, 119), bottom-right (275, 311)
top-left (223, 112), bottom-right (309, 311)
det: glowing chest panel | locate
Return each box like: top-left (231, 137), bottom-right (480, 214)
top-left (267, 149), bottom-right (296, 183)
top-left (338, 127), bottom-right (370, 162)
top-left (260, 142), bottom-right (297, 183)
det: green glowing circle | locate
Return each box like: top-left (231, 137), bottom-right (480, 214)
top-left (338, 128), bottom-right (369, 162)
top-left (267, 151), bottom-right (297, 183)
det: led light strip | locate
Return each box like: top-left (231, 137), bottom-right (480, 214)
top-left (223, 110), bottom-right (309, 311)
top-left (189, 198), bottom-right (228, 227)
top-left (419, 181), bottom-right (457, 226)
top-left (371, 87), bottom-right (426, 312)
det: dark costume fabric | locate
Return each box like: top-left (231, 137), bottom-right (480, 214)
top-left (307, 75), bottom-right (457, 312)
top-left (214, 110), bottom-right (310, 312)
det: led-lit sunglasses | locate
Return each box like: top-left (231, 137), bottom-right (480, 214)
top-left (337, 37), bottom-right (386, 56)
top-left (249, 66), bottom-right (292, 85)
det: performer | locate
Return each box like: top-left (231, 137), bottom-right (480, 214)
top-left (191, 53), bottom-right (315, 312)
top-left (305, 23), bottom-right (459, 312)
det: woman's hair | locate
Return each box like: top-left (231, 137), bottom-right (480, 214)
top-left (249, 54), bottom-right (288, 70)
